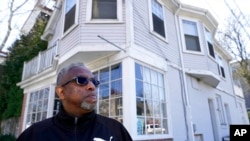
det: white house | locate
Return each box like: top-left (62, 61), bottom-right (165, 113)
top-left (17, 0), bottom-right (249, 141)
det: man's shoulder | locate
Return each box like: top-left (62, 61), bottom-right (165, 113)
top-left (25, 117), bottom-right (54, 131)
top-left (95, 114), bottom-right (123, 127)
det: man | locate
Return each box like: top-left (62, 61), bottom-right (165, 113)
top-left (17, 62), bottom-right (132, 141)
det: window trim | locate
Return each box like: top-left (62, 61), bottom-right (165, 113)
top-left (215, 54), bottom-right (226, 78)
top-left (135, 62), bottom-right (170, 137)
top-left (204, 27), bottom-right (215, 59)
top-left (86, 0), bottom-right (123, 23)
top-left (216, 94), bottom-right (227, 125)
top-left (148, 0), bottom-right (168, 42)
top-left (22, 87), bottom-right (51, 131)
top-left (62, 0), bottom-right (79, 36)
top-left (180, 18), bottom-right (204, 55)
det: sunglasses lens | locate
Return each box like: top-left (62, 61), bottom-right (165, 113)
top-left (92, 79), bottom-right (100, 86)
top-left (77, 77), bottom-right (88, 85)
top-left (76, 77), bottom-right (100, 86)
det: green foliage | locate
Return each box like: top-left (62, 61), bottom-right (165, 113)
top-left (248, 111), bottom-right (250, 122)
top-left (0, 134), bottom-right (16, 141)
top-left (0, 17), bottom-right (48, 120)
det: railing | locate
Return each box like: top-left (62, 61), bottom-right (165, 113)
top-left (22, 43), bottom-right (58, 80)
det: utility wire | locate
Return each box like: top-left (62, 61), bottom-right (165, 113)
top-left (224, 0), bottom-right (250, 40)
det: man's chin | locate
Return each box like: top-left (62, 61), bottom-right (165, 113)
top-left (80, 101), bottom-right (96, 111)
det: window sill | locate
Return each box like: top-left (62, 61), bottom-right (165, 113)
top-left (150, 31), bottom-right (168, 43)
top-left (85, 19), bottom-right (124, 24)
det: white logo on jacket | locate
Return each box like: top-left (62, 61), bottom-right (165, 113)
top-left (93, 136), bottom-right (113, 141)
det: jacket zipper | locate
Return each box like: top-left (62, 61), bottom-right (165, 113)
top-left (74, 117), bottom-right (78, 141)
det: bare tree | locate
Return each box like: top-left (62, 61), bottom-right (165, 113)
top-left (217, 9), bottom-right (250, 85)
top-left (0, 0), bottom-right (30, 50)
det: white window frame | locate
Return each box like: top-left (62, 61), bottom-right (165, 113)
top-left (148, 0), bottom-right (168, 42)
top-left (86, 0), bottom-right (123, 23)
top-left (180, 18), bottom-right (204, 54)
top-left (215, 94), bottom-right (226, 125)
top-left (63, 0), bottom-right (79, 36)
top-left (204, 27), bottom-right (215, 59)
top-left (215, 54), bottom-right (226, 78)
top-left (22, 86), bottom-right (51, 131)
top-left (135, 62), bottom-right (169, 137)
top-left (93, 63), bottom-right (124, 122)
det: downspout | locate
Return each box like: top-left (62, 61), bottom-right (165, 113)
top-left (174, 3), bottom-right (195, 141)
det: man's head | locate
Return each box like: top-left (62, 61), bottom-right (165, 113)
top-left (56, 62), bottom-right (99, 116)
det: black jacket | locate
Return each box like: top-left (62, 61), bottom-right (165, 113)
top-left (17, 108), bottom-right (132, 141)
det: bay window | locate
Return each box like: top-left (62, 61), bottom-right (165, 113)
top-left (135, 63), bottom-right (168, 135)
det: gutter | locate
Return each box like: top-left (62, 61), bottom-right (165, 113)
top-left (173, 2), bottom-right (195, 141)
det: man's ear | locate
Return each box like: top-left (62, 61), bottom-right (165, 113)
top-left (56, 86), bottom-right (65, 100)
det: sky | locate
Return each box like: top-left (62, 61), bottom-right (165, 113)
top-left (0, 0), bottom-right (54, 52)
top-left (0, 0), bottom-right (250, 52)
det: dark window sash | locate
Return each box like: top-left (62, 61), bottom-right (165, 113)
top-left (152, 13), bottom-right (165, 38)
top-left (64, 5), bottom-right (76, 32)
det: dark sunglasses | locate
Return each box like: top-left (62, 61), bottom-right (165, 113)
top-left (62, 76), bottom-right (100, 87)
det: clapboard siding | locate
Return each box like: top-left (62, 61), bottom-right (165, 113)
top-left (133, 0), bottom-right (180, 65)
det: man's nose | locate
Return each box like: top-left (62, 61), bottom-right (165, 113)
top-left (86, 81), bottom-right (96, 91)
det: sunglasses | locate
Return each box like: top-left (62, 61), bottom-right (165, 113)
top-left (62, 76), bottom-right (100, 87)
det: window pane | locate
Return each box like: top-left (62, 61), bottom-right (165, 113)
top-left (183, 20), bottom-right (198, 36)
top-left (100, 83), bottom-right (109, 99)
top-left (111, 63), bottom-right (122, 80)
top-left (92, 0), bottom-right (117, 19)
top-left (137, 117), bottom-right (145, 135)
top-left (185, 35), bottom-right (201, 51)
top-left (100, 68), bottom-right (109, 83)
top-left (145, 100), bottom-right (153, 116)
top-left (144, 83), bottom-right (151, 99)
top-left (111, 80), bottom-right (122, 97)
top-left (152, 14), bottom-right (165, 37)
top-left (64, 4), bottom-right (76, 32)
top-left (152, 85), bottom-right (159, 100)
top-left (136, 80), bottom-right (143, 97)
top-left (135, 63), bottom-right (143, 80)
top-left (208, 42), bottom-right (215, 58)
top-left (137, 98), bottom-right (145, 116)
top-left (110, 98), bottom-right (122, 116)
top-left (143, 67), bottom-right (151, 83)
top-left (99, 100), bottom-right (109, 116)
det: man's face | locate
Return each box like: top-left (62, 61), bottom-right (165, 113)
top-left (56, 66), bottom-right (98, 115)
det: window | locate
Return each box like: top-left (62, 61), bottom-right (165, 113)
top-left (135, 63), bottom-right (168, 135)
top-left (53, 94), bottom-right (60, 116)
top-left (64, 0), bottom-right (76, 32)
top-left (216, 95), bottom-right (226, 125)
top-left (93, 63), bottom-right (123, 123)
top-left (182, 20), bottom-right (201, 52)
top-left (224, 103), bottom-right (231, 125)
top-left (87, 0), bottom-right (122, 22)
top-left (150, 0), bottom-right (166, 38)
top-left (25, 87), bottom-right (50, 129)
top-left (216, 54), bottom-right (225, 78)
top-left (205, 28), bottom-right (215, 58)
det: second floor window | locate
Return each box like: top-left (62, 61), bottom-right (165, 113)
top-left (87, 0), bottom-right (122, 22)
top-left (64, 0), bottom-right (76, 32)
top-left (182, 20), bottom-right (201, 52)
top-left (92, 0), bottom-right (117, 19)
top-left (205, 28), bottom-right (215, 58)
top-left (151, 0), bottom-right (166, 38)
top-left (216, 54), bottom-right (226, 78)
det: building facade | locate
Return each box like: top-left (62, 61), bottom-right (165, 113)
top-left (17, 0), bottom-right (249, 141)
